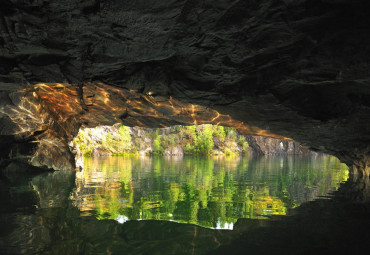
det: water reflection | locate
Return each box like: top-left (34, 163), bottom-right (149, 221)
top-left (73, 155), bottom-right (348, 229)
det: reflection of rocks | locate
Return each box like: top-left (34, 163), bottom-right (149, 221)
top-left (0, 166), bottom-right (75, 254)
top-left (31, 171), bottom-right (76, 208)
top-left (0, 213), bottom-right (51, 255)
top-left (337, 174), bottom-right (370, 203)
top-left (120, 220), bottom-right (237, 254)
top-left (233, 218), bottom-right (271, 233)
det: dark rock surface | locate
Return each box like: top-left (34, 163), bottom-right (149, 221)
top-left (0, 0), bottom-right (370, 173)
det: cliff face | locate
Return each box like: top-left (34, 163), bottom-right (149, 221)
top-left (70, 124), bottom-right (313, 164)
top-left (245, 135), bottom-right (313, 156)
top-left (0, 0), bottom-right (370, 174)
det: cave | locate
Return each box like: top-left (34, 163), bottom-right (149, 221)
top-left (1, 0), bottom-right (370, 254)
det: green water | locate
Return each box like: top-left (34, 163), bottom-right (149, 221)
top-left (73, 155), bottom-right (348, 229)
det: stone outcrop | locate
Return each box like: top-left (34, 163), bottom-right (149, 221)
top-left (246, 135), bottom-right (315, 156)
top-left (0, 0), bottom-right (370, 174)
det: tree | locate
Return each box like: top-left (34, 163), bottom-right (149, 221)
top-left (119, 125), bottom-right (132, 151)
top-left (153, 136), bottom-right (164, 155)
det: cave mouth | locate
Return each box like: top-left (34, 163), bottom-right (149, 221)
top-left (0, 82), bottom-right (291, 173)
top-left (1, 0), bottom-right (370, 251)
top-left (1, 81), bottom-right (369, 177)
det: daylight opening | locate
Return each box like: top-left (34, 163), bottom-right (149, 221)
top-left (70, 124), bottom-right (349, 229)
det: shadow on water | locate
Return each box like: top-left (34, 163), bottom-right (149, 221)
top-left (1, 156), bottom-right (369, 254)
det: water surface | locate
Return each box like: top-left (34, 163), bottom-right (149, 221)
top-left (1, 155), bottom-right (357, 255)
top-left (73, 155), bottom-right (348, 229)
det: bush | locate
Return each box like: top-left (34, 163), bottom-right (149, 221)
top-left (184, 143), bottom-right (195, 155)
top-left (83, 148), bottom-right (93, 157)
top-left (237, 137), bottom-right (245, 146)
top-left (186, 126), bottom-right (197, 142)
top-left (242, 141), bottom-right (249, 153)
top-left (225, 127), bottom-right (237, 139)
top-left (213, 126), bottom-right (226, 142)
top-left (153, 136), bottom-right (164, 155)
top-left (119, 125), bottom-right (132, 151)
top-left (194, 124), bottom-right (214, 154)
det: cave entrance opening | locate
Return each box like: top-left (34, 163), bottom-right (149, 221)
top-left (68, 123), bottom-right (349, 229)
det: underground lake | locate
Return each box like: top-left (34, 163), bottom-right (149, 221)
top-left (3, 153), bottom-right (368, 255)
top-left (1, 1), bottom-right (370, 254)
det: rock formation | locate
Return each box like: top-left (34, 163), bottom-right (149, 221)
top-left (0, 0), bottom-right (370, 174)
top-left (70, 124), bottom-right (314, 161)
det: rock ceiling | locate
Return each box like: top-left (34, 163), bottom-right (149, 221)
top-left (0, 0), bottom-right (370, 174)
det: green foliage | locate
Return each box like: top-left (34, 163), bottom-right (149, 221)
top-left (237, 137), bottom-right (245, 146)
top-left (184, 143), bottom-right (195, 155)
top-left (194, 124), bottom-right (214, 154)
top-left (74, 123), bottom-right (251, 157)
top-left (224, 148), bottom-right (233, 156)
top-left (242, 142), bottom-right (249, 152)
top-left (186, 126), bottom-right (197, 142)
top-left (213, 126), bottom-right (226, 142)
top-left (225, 127), bottom-right (237, 139)
top-left (73, 129), bottom-right (94, 156)
top-left (237, 137), bottom-right (249, 153)
top-left (83, 148), bottom-right (93, 157)
top-left (106, 133), bottom-right (113, 146)
top-left (153, 136), bottom-right (164, 155)
top-left (119, 125), bottom-right (132, 151)
top-left (183, 125), bottom-right (214, 155)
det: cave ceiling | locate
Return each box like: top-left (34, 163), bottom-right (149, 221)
top-left (0, 0), bottom-right (370, 172)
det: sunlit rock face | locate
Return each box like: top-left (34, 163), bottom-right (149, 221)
top-left (0, 82), bottom-right (286, 170)
top-left (1, 0), bottom-right (370, 173)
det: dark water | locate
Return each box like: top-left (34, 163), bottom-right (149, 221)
top-left (2, 155), bottom-right (370, 255)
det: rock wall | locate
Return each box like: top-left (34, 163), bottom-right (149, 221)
top-left (0, 0), bottom-right (370, 174)
top-left (246, 135), bottom-right (315, 156)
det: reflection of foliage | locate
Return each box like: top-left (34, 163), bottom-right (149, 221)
top-left (75, 155), bottom-right (349, 229)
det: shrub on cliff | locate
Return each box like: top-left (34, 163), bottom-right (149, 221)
top-left (153, 136), bottom-right (164, 155)
top-left (194, 124), bottom-right (214, 154)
